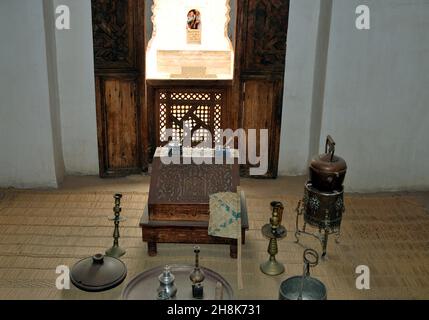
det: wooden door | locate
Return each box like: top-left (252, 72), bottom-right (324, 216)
top-left (92, 0), bottom-right (146, 177)
top-left (235, 0), bottom-right (290, 178)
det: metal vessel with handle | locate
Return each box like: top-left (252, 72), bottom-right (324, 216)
top-left (279, 249), bottom-right (327, 300)
top-left (309, 135), bottom-right (347, 192)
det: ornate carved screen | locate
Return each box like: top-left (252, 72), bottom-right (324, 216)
top-left (155, 88), bottom-right (226, 146)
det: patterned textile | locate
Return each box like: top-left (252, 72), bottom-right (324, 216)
top-left (208, 192), bottom-right (241, 239)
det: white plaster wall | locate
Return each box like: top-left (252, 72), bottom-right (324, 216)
top-left (0, 0), bottom-right (62, 188)
top-left (279, 0), bottom-right (429, 192)
top-left (278, 0), bottom-right (322, 175)
top-left (54, 0), bottom-right (99, 175)
top-left (319, 0), bottom-right (429, 191)
top-left (44, 0), bottom-right (65, 184)
top-left (2, 0), bottom-right (428, 191)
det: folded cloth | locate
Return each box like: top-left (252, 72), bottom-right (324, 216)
top-left (209, 192), bottom-right (243, 289)
top-left (208, 192), bottom-right (240, 239)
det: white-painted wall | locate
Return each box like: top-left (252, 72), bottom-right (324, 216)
top-left (44, 0), bottom-right (65, 184)
top-left (279, 0), bottom-right (429, 192)
top-left (279, 0), bottom-right (322, 175)
top-left (0, 0), bottom-right (62, 188)
top-left (319, 0), bottom-right (429, 191)
top-left (0, 0), bottom-right (98, 188)
top-left (54, 0), bottom-right (99, 175)
top-left (1, 0), bottom-right (428, 191)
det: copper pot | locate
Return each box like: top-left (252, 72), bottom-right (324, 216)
top-left (309, 135), bottom-right (347, 191)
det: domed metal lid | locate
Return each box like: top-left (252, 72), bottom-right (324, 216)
top-left (70, 253), bottom-right (127, 292)
top-left (280, 276), bottom-right (327, 300)
top-left (310, 135), bottom-right (347, 172)
top-left (159, 265), bottom-right (176, 285)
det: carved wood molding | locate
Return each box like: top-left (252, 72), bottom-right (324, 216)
top-left (153, 163), bottom-right (235, 203)
top-left (241, 0), bottom-right (289, 74)
top-left (91, 0), bottom-right (137, 70)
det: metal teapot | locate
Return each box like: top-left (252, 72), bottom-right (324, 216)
top-left (309, 135), bottom-right (347, 192)
top-left (157, 265), bottom-right (178, 299)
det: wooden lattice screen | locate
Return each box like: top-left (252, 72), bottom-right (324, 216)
top-left (155, 89), bottom-right (225, 146)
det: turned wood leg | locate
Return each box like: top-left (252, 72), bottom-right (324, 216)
top-left (148, 241), bottom-right (157, 257)
top-left (230, 242), bottom-right (238, 259)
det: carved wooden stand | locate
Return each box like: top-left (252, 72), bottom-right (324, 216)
top-left (140, 151), bottom-right (248, 258)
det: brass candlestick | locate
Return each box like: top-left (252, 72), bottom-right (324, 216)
top-left (271, 201), bottom-right (284, 225)
top-left (260, 202), bottom-right (287, 276)
top-left (190, 246), bottom-right (205, 299)
top-left (106, 194), bottom-right (126, 258)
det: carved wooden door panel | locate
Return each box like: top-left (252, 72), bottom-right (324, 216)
top-left (92, 0), bottom-right (146, 177)
top-left (235, 0), bottom-right (289, 178)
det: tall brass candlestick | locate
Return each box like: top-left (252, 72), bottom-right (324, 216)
top-left (190, 246), bottom-right (205, 299)
top-left (260, 202), bottom-right (287, 276)
top-left (106, 194), bottom-right (126, 258)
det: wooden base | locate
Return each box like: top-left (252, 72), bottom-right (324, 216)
top-left (145, 240), bottom-right (240, 259)
top-left (140, 192), bottom-right (249, 259)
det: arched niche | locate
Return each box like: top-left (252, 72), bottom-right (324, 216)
top-left (146, 0), bottom-right (234, 79)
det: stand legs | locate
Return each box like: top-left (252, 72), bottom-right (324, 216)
top-left (296, 203), bottom-right (341, 258)
top-left (322, 230), bottom-right (328, 258)
top-left (229, 242), bottom-right (238, 259)
top-left (335, 229), bottom-right (341, 244)
top-left (295, 201), bottom-right (302, 244)
top-left (147, 241), bottom-right (239, 259)
top-left (148, 241), bottom-right (157, 257)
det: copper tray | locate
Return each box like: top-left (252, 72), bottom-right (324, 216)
top-left (122, 264), bottom-right (233, 300)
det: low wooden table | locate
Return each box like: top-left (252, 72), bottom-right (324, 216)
top-left (140, 191), bottom-right (248, 258)
top-left (140, 148), bottom-right (248, 258)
